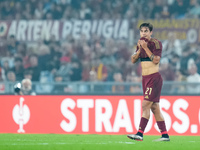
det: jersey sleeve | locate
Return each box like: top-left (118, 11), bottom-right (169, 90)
top-left (132, 45), bottom-right (140, 58)
top-left (136, 45), bottom-right (139, 52)
top-left (151, 40), bottom-right (162, 57)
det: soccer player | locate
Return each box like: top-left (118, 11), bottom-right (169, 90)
top-left (127, 23), bottom-right (170, 141)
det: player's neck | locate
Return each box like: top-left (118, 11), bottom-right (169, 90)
top-left (147, 37), bottom-right (151, 40)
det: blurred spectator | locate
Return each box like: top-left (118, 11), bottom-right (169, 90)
top-left (170, 54), bottom-right (180, 72)
top-left (180, 47), bottom-right (191, 76)
top-left (81, 44), bottom-right (92, 62)
top-left (151, 0), bottom-right (163, 19)
top-left (6, 70), bottom-right (16, 82)
top-left (14, 1), bottom-right (23, 14)
top-left (48, 42), bottom-right (62, 71)
top-left (34, 1), bottom-right (44, 19)
top-left (126, 72), bottom-right (142, 93)
top-left (1, 50), bottom-right (15, 69)
top-left (7, 35), bottom-right (18, 56)
top-left (161, 4), bottom-right (171, 18)
top-left (1, 1), bottom-right (14, 20)
top-left (57, 56), bottom-right (72, 81)
top-left (62, 5), bottom-right (73, 20)
top-left (170, 70), bottom-right (186, 94)
top-left (37, 42), bottom-right (51, 71)
top-left (170, 0), bottom-right (189, 19)
top-left (17, 43), bottom-right (27, 58)
top-left (23, 2), bottom-right (34, 20)
top-left (125, 3), bottom-right (138, 20)
top-left (101, 51), bottom-right (116, 67)
top-left (187, 0), bottom-right (200, 18)
top-left (21, 79), bottom-right (36, 95)
top-left (36, 70), bottom-right (54, 93)
top-left (112, 71), bottom-right (125, 93)
top-left (1, 60), bottom-right (10, 80)
top-left (0, 66), bottom-right (3, 81)
top-left (91, 59), bottom-right (108, 81)
top-left (70, 60), bottom-right (82, 81)
top-left (162, 32), bottom-right (182, 58)
top-left (6, 70), bottom-right (16, 93)
top-left (159, 58), bottom-right (175, 81)
top-left (195, 45), bottom-right (200, 74)
top-left (180, 44), bottom-right (198, 76)
top-left (23, 46), bottom-right (35, 69)
top-left (53, 73), bottom-right (67, 94)
top-left (23, 70), bottom-right (33, 80)
top-left (27, 54), bottom-right (41, 81)
top-left (0, 82), bottom-right (5, 93)
top-left (87, 70), bottom-right (105, 93)
top-left (186, 61), bottom-right (200, 93)
top-left (14, 79), bottom-right (36, 95)
top-left (79, 2), bottom-right (91, 19)
top-left (82, 61), bottom-right (91, 81)
top-left (45, 2), bottom-right (62, 20)
top-left (11, 57), bottom-right (24, 81)
top-left (160, 57), bottom-right (176, 92)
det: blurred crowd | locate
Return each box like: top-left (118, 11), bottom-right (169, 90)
top-left (1, 0), bottom-right (200, 20)
top-left (0, 0), bottom-right (200, 94)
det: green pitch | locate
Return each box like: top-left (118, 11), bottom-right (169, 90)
top-left (0, 134), bottom-right (199, 150)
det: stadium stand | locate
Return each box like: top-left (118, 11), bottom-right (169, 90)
top-left (0, 0), bottom-right (200, 94)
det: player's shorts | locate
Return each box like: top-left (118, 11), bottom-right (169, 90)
top-left (142, 72), bottom-right (163, 102)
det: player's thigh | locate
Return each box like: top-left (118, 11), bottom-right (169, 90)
top-left (151, 102), bottom-right (161, 113)
top-left (142, 100), bottom-right (153, 110)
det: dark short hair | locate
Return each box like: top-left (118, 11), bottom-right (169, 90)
top-left (139, 23), bottom-right (153, 31)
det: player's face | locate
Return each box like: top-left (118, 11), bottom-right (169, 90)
top-left (140, 27), bottom-right (152, 40)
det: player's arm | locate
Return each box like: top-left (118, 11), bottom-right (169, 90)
top-left (131, 49), bottom-right (140, 63)
top-left (139, 40), bottom-right (160, 64)
top-left (131, 42), bottom-right (141, 64)
top-left (143, 47), bottom-right (160, 64)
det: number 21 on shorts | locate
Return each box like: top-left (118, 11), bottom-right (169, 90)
top-left (145, 87), bottom-right (152, 95)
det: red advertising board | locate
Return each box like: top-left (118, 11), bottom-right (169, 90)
top-left (0, 95), bottom-right (199, 135)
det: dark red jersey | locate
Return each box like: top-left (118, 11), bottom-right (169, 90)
top-left (136, 38), bottom-right (162, 60)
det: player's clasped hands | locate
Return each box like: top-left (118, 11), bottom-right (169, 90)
top-left (138, 40), bottom-right (148, 49)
